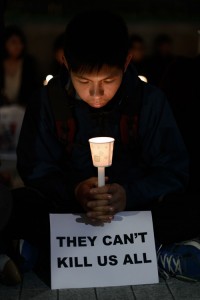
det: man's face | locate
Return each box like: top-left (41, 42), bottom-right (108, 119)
top-left (70, 65), bottom-right (123, 108)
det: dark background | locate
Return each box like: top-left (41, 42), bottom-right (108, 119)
top-left (5, 0), bottom-right (200, 20)
top-left (3, 0), bottom-right (200, 79)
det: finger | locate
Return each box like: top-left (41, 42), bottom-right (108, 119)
top-left (89, 193), bottom-right (112, 201)
top-left (109, 197), bottom-right (124, 212)
top-left (88, 177), bottom-right (98, 188)
top-left (103, 195), bottom-right (123, 213)
top-left (89, 192), bottom-right (118, 210)
top-left (87, 199), bottom-right (111, 208)
top-left (111, 197), bottom-right (127, 213)
top-left (90, 184), bottom-right (111, 195)
top-left (107, 183), bottom-right (118, 194)
top-left (89, 205), bottom-right (114, 213)
top-left (94, 216), bottom-right (113, 222)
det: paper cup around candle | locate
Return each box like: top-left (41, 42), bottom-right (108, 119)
top-left (89, 137), bottom-right (115, 167)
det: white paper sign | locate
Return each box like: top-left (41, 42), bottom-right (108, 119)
top-left (0, 105), bottom-right (25, 152)
top-left (50, 211), bottom-right (158, 289)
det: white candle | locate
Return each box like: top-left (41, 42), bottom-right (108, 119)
top-left (98, 166), bottom-right (105, 187)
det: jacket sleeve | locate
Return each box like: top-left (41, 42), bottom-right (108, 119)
top-left (123, 85), bottom-right (189, 210)
top-left (17, 87), bottom-right (78, 211)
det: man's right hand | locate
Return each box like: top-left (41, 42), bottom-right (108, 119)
top-left (75, 177), bottom-right (113, 222)
top-left (75, 177), bottom-right (98, 212)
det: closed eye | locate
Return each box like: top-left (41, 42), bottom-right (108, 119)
top-left (104, 79), bottom-right (115, 84)
top-left (78, 80), bottom-right (89, 84)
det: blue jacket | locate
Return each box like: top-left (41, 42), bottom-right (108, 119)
top-left (17, 66), bottom-right (189, 210)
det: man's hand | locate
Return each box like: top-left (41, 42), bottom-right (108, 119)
top-left (75, 178), bottom-right (126, 222)
top-left (75, 177), bottom-right (98, 212)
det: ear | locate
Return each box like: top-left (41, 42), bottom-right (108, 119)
top-left (63, 56), bottom-right (69, 70)
top-left (124, 53), bottom-right (132, 72)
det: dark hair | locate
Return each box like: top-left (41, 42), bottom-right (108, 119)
top-left (64, 10), bottom-right (129, 74)
top-left (3, 25), bottom-right (27, 58)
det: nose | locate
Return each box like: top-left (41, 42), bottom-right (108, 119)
top-left (89, 84), bottom-right (104, 97)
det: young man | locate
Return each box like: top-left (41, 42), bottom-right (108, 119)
top-left (7, 10), bottom-right (200, 282)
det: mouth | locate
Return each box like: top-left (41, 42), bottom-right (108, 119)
top-left (90, 99), bottom-right (104, 108)
top-left (93, 102), bottom-right (102, 108)
top-left (84, 98), bottom-right (108, 108)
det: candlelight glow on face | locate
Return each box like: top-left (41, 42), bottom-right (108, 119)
top-left (70, 65), bottom-right (123, 108)
top-left (89, 137), bottom-right (115, 187)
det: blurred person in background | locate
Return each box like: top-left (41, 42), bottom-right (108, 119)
top-left (147, 34), bottom-right (175, 86)
top-left (129, 34), bottom-right (148, 81)
top-left (0, 25), bottom-right (35, 189)
top-left (0, 1), bottom-right (26, 286)
top-left (43, 32), bottom-right (65, 86)
top-left (50, 32), bottom-right (65, 76)
top-left (0, 25), bottom-right (40, 107)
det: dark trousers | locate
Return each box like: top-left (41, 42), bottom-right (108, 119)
top-left (3, 187), bottom-right (200, 251)
top-left (152, 193), bottom-right (200, 244)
